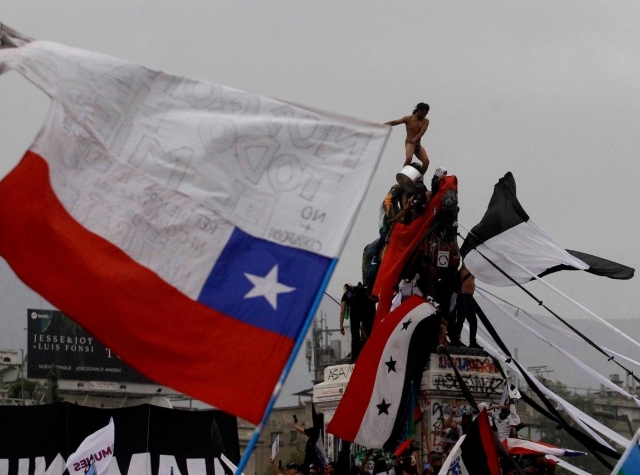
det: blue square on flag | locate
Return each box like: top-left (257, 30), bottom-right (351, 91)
top-left (198, 227), bottom-right (331, 339)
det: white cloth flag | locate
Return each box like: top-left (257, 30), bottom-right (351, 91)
top-left (476, 288), bottom-right (640, 407)
top-left (439, 435), bottom-right (467, 475)
top-left (271, 434), bottom-right (280, 462)
top-left (67, 418), bottom-right (114, 475)
top-left (473, 328), bottom-right (629, 449)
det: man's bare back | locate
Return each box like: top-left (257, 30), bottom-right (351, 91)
top-left (385, 102), bottom-right (430, 174)
top-left (459, 266), bottom-right (475, 295)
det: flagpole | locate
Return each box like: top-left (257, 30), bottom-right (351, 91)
top-left (459, 223), bottom-right (640, 351)
top-left (473, 330), bottom-right (620, 468)
top-left (495, 247), bottom-right (640, 350)
top-left (475, 287), bottom-right (640, 406)
top-left (458, 227), bottom-right (640, 384)
top-left (235, 259), bottom-right (338, 475)
top-left (475, 328), bottom-right (629, 449)
top-left (479, 285), bottom-right (640, 376)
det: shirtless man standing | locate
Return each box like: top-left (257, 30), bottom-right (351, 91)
top-left (452, 265), bottom-right (482, 349)
top-left (385, 103), bottom-right (430, 174)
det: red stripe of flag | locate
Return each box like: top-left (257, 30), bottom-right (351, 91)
top-left (327, 296), bottom-right (425, 442)
top-left (0, 152), bottom-right (293, 424)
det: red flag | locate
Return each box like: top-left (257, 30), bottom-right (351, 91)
top-left (373, 176), bottom-right (458, 327)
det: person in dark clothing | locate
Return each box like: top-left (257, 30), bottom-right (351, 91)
top-left (340, 283), bottom-right (378, 362)
top-left (325, 462), bottom-right (339, 475)
top-left (451, 266), bottom-right (481, 348)
top-left (293, 420), bottom-right (323, 473)
top-left (339, 284), bottom-right (361, 362)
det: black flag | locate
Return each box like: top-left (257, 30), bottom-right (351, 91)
top-left (461, 172), bottom-right (634, 286)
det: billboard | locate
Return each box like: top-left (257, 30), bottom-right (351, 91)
top-left (28, 309), bottom-right (153, 383)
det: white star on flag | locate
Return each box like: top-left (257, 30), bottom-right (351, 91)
top-left (244, 265), bottom-right (295, 310)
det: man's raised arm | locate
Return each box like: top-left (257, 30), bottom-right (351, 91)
top-left (384, 116), bottom-right (408, 126)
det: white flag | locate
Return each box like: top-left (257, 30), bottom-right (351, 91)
top-left (271, 434), bottom-right (280, 462)
top-left (66, 418), bottom-right (115, 475)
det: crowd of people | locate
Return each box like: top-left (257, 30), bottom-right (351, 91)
top-left (270, 405), bottom-right (555, 475)
top-left (272, 461), bottom-right (341, 475)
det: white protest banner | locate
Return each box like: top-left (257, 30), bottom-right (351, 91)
top-left (66, 418), bottom-right (114, 475)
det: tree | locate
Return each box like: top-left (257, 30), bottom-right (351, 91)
top-left (7, 379), bottom-right (40, 400)
top-left (46, 364), bottom-right (64, 403)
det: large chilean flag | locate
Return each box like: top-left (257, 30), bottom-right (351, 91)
top-left (0, 37), bottom-right (389, 423)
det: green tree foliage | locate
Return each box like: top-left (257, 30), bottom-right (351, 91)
top-left (46, 364), bottom-right (64, 403)
top-left (7, 379), bottom-right (40, 400)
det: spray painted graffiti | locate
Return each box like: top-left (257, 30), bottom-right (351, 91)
top-left (417, 389), bottom-right (431, 455)
top-left (431, 373), bottom-right (504, 395)
top-left (429, 400), bottom-right (475, 451)
top-left (418, 389), bottom-right (432, 409)
top-left (437, 356), bottom-right (499, 374)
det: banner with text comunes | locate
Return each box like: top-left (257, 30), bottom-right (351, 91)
top-left (28, 309), bottom-right (152, 383)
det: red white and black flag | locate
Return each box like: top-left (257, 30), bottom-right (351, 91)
top-left (327, 296), bottom-right (440, 451)
top-left (439, 410), bottom-right (502, 475)
top-left (460, 172), bottom-right (634, 286)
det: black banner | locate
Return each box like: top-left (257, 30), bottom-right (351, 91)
top-left (0, 402), bottom-right (239, 475)
top-left (28, 309), bottom-right (152, 383)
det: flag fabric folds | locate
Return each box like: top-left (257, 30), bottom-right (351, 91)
top-left (439, 410), bottom-right (501, 475)
top-left (0, 37), bottom-right (389, 423)
top-left (563, 249), bottom-right (634, 280)
top-left (460, 172), bottom-right (634, 286)
top-left (501, 438), bottom-right (586, 457)
top-left (372, 175), bottom-right (458, 324)
top-left (66, 418), bottom-right (114, 475)
top-left (327, 296), bottom-right (440, 450)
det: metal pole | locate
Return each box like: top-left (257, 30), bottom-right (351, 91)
top-left (21, 349), bottom-right (24, 405)
top-left (514, 347), bottom-right (519, 389)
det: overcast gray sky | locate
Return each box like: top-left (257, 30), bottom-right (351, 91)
top-left (1, 2), bottom-right (640, 406)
